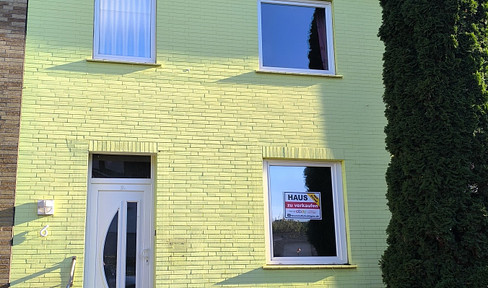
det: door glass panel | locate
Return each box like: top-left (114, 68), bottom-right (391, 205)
top-left (103, 211), bottom-right (119, 288)
top-left (126, 202), bottom-right (137, 288)
top-left (92, 154), bottom-right (151, 178)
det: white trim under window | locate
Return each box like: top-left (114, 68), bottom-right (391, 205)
top-left (264, 160), bottom-right (347, 265)
top-left (93, 0), bottom-right (156, 64)
top-left (258, 0), bottom-right (335, 75)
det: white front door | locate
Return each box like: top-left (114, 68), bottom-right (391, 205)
top-left (84, 182), bottom-right (153, 288)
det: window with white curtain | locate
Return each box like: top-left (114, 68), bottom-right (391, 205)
top-left (93, 0), bottom-right (156, 63)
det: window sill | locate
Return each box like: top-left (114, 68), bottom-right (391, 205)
top-left (263, 264), bottom-right (358, 270)
top-left (255, 69), bottom-right (343, 78)
top-left (86, 58), bottom-right (161, 67)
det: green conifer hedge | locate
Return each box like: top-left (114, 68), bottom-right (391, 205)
top-left (379, 1), bottom-right (488, 286)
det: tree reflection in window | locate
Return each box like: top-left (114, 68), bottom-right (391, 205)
top-left (304, 167), bottom-right (336, 256)
top-left (308, 8), bottom-right (328, 70)
top-left (103, 211), bottom-right (118, 288)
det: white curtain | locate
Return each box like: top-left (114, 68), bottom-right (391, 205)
top-left (98, 0), bottom-right (152, 58)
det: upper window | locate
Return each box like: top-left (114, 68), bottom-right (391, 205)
top-left (93, 0), bottom-right (156, 63)
top-left (92, 154), bottom-right (151, 178)
top-left (264, 160), bottom-right (347, 265)
top-left (258, 0), bottom-right (335, 75)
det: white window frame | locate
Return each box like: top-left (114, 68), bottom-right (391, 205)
top-left (258, 0), bottom-right (335, 75)
top-left (93, 0), bottom-right (156, 64)
top-left (263, 160), bottom-right (348, 265)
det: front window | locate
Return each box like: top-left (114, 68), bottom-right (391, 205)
top-left (258, 0), bottom-right (335, 75)
top-left (93, 0), bottom-right (156, 63)
top-left (264, 160), bottom-right (347, 265)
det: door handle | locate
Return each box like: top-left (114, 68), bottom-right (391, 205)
top-left (141, 249), bottom-right (150, 264)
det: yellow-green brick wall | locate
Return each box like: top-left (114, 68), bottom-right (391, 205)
top-left (11, 0), bottom-right (389, 287)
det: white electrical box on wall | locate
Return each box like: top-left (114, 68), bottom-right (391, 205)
top-left (37, 200), bottom-right (54, 215)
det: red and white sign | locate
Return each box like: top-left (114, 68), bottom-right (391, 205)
top-left (284, 192), bottom-right (322, 220)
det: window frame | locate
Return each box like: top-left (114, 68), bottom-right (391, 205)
top-left (263, 160), bottom-right (348, 265)
top-left (93, 0), bottom-right (157, 64)
top-left (257, 0), bottom-right (335, 75)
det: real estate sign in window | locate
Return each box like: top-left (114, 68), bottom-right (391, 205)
top-left (265, 160), bottom-right (347, 265)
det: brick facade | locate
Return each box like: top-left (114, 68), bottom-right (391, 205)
top-left (11, 1), bottom-right (388, 287)
top-left (0, 0), bottom-right (27, 286)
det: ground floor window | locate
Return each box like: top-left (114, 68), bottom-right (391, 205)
top-left (264, 160), bottom-right (348, 265)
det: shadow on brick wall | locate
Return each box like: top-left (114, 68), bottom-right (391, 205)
top-left (216, 72), bottom-right (317, 87)
top-left (47, 60), bottom-right (154, 75)
top-left (216, 267), bottom-right (331, 285)
top-left (11, 203), bottom-right (37, 226)
top-left (8, 257), bottom-right (74, 287)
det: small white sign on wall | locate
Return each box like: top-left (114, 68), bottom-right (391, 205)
top-left (284, 192), bottom-right (321, 220)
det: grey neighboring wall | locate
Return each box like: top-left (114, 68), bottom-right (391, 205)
top-left (0, 0), bottom-right (27, 287)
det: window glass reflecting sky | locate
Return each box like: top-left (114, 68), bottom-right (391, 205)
top-left (261, 3), bottom-right (315, 69)
top-left (269, 166), bottom-right (308, 220)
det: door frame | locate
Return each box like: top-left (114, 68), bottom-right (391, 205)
top-left (83, 154), bottom-right (155, 288)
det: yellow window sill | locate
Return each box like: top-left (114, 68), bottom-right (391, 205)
top-left (262, 264), bottom-right (358, 270)
top-left (86, 58), bottom-right (161, 67)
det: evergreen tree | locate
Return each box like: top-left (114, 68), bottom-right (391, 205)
top-left (379, 0), bottom-right (488, 286)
